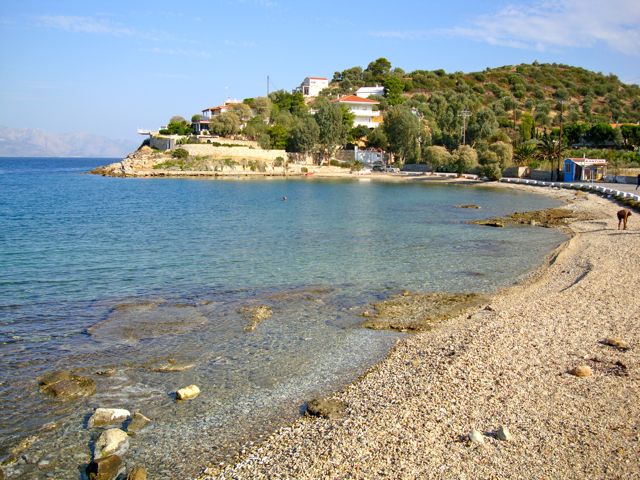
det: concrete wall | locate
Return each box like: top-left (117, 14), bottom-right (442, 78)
top-left (604, 174), bottom-right (639, 184)
top-left (503, 166), bottom-right (530, 178)
top-left (182, 144), bottom-right (287, 162)
top-left (150, 137), bottom-right (176, 151)
top-left (529, 169), bottom-right (553, 181)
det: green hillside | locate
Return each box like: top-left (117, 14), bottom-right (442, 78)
top-left (327, 59), bottom-right (640, 148)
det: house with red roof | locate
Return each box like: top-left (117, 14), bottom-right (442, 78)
top-left (333, 95), bottom-right (382, 129)
top-left (296, 77), bottom-right (329, 97)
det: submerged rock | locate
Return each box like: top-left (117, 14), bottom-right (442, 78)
top-left (305, 398), bottom-right (347, 419)
top-left (176, 384), bottom-right (200, 400)
top-left (86, 455), bottom-right (124, 480)
top-left (456, 204), bottom-right (481, 209)
top-left (94, 429), bottom-right (129, 459)
top-left (127, 411), bottom-right (151, 434)
top-left (88, 408), bottom-right (131, 428)
top-left (150, 358), bottom-right (195, 372)
top-left (240, 305), bottom-right (273, 332)
top-left (38, 370), bottom-right (96, 400)
top-left (569, 365), bottom-right (593, 377)
top-left (362, 292), bottom-right (486, 332)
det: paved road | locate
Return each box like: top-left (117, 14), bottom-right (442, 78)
top-left (593, 182), bottom-right (640, 193)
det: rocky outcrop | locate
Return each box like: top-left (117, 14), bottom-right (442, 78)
top-left (86, 455), bottom-right (124, 480)
top-left (175, 384), bottom-right (200, 400)
top-left (88, 408), bottom-right (131, 428)
top-left (38, 371), bottom-right (96, 399)
top-left (94, 429), bottom-right (129, 459)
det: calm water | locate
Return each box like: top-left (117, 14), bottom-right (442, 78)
top-left (0, 158), bottom-right (566, 478)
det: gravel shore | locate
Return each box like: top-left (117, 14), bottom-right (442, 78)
top-left (203, 185), bottom-right (640, 479)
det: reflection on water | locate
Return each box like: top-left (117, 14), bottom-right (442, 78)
top-left (0, 158), bottom-right (567, 478)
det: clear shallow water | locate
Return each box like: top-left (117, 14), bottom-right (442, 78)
top-left (0, 158), bottom-right (566, 478)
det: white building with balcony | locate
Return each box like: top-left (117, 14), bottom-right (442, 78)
top-left (297, 77), bottom-right (329, 97)
top-left (333, 95), bottom-right (382, 129)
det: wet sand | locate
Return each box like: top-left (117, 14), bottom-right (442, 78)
top-left (203, 184), bottom-right (640, 479)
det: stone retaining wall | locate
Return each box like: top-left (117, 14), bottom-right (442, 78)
top-left (182, 144), bottom-right (287, 161)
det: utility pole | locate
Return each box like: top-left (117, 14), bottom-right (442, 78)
top-left (459, 109), bottom-right (470, 145)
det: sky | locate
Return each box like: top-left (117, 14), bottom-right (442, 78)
top-left (1, 0), bottom-right (639, 142)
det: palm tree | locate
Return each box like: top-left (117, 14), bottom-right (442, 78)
top-left (513, 141), bottom-right (538, 166)
top-left (537, 134), bottom-right (567, 181)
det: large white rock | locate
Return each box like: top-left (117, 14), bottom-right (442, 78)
top-left (176, 384), bottom-right (200, 400)
top-left (468, 430), bottom-right (485, 444)
top-left (94, 428), bottom-right (129, 459)
top-left (88, 408), bottom-right (131, 428)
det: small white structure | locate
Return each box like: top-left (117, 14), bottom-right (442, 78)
top-left (356, 86), bottom-right (385, 98)
top-left (297, 77), bottom-right (329, 97)
top-left (333, 95), bottom-right (382, 128)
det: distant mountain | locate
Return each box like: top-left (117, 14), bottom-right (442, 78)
top-left (0, 126), bottom-right (139, 158)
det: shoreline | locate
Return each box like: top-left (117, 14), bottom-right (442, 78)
top-left (202, 183), bottom-right (640, 479)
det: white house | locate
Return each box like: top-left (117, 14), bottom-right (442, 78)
top-left (201, 99), bottom-right (242, 119)
top-left (297, 77), bottom-right (329, 97)
top-left (333, 95), bottom-right (382, 129)
top-left (355, 86), bottom-right (385, 98)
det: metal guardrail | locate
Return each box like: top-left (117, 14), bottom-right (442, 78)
top-left (500, 178), bottom-right (640, 202)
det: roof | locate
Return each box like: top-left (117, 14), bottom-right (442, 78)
top-left (333, 95), bottom-right (379, 104)
top-left (307, 76), bottom-right (328, 80)
top-left (565, 157), bottom-right (607, 166)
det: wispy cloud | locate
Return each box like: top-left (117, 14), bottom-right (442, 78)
top-left (223, 39), bottom-right (257, 48)
top-left (144, 47), bottom-right (212, 59)
top-left (449, 0), bottom-right (640, 55)
top-left (36, 15), bottom-right (137, 36)
top-left (373, 0), bottom-right (640, 56)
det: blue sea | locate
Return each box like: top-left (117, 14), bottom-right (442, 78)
top-left (0, 158), bottom-right (566, 478)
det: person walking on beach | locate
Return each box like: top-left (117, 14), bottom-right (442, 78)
top-left (636, 173), bottom-right (640, 190)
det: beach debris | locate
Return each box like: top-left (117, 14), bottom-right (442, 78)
top-left (305, 398), bottom-right (347, 419)
top-left (37, 370), bottom-right (96, 400)
top-left (240, 305), bottom-right (273, 332)
top-left (468, 430), bottom-right (485, 444)
top-left (456, 204), bottom-right (481, 209)
top-left (176, 384), bottom-right (200, 400)
top-left (601, 338), bottom-right (630, 351)
top-left (86, 455), bottom-right (124, 480)
top-left (88, 408), bottom-right (131, 428)
top-left (127, 411), bottom-right (151, 434)
top-left (569, 365), bottom-right (593, 377)
top-left (495, 425), bottom-right (512, 441)
top-left (94, 429), bottom-right (129, 459)
top-left (127, 466), bottom-right (147, 480)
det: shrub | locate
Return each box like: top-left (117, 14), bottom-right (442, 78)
top-left (172, 148), bottom-right (188, 159)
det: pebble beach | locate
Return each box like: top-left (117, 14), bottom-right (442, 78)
top-left (203, 184), bottom-right (640, 479)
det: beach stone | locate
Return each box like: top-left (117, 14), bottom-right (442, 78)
top-left (176, 384), bottom-right (200, 400)
top-left (127, 466), bottom-right (147, 480)
top-left (570, 365), bottom-right (593, 377)
top-left (37, 370), bottom-right (96, 400)
top-left (241, 305), bottom-right (273, 332)
top-left (127, 411), bottom-right (151, 434)
top-left (305, 398), bottom-right (347, 419)
top-left (86, 455), bottom-right (123, 480)
top-left (94, 429), bottom-right (129, 459)
top-left (602, 338), bottom-right (630, 351)
top-left (468, 430), bottom-right (485, 444)
top-left (457, 204), bottom-right (481, 209)
top-left (496, 425), bottom-right (512, 441)
top-left (89, 408), bottom-right (131, 428)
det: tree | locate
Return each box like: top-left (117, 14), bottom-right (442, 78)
top-left (423, 146), bottom-right (451, 171)
top-left (166, 116), bottom-right (192, 135)
top-left (383, 76), bottom-right (404, 106)
top-left (451, 145), bottom-right (479, 176)
top-left (287, 116), bottom-right (319, 154)
top-left (383, 106), bottom-right (422, 164)
top-left (314, 99), bottom-right (349, 163)
top-left (243, 116), bottom-right (268, 141)
top-left (366, 127), bottom-right (388, 150)
top-left (489, 141), bottom-right (513, 169)
top-left (513, 141), bottom-right (538, 166)
top-left (209, 112), bottom-right (241, 137)
top-left (349, 125), bottom-right (371, 142)
top-left (267, 124), bottom-right (289, 149)
top-left (537, 134), bottom-right (567, 180)
top-left (365, 57), bottom-right (392, 82)
top-left (519, 113), bottom-right (535, 142)
top-left (230, 103), bottom-right (253, 124)
top-left (269, 90), bottom-right (307, 117)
